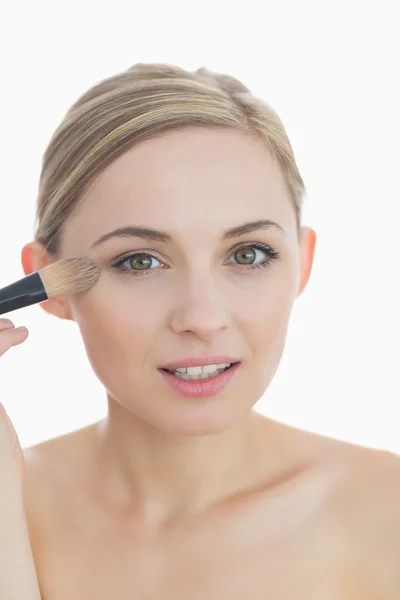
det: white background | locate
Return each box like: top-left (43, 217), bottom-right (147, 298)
top-left (0, 1), bottom-right (398, 452)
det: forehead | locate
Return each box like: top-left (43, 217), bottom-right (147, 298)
top-left (61, 127), bottom-right (296, 254)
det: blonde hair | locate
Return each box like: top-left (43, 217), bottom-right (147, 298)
top-left (34, 63), bottom-right (306, 256)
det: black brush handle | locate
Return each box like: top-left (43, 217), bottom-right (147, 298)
top-left (0, 272), bottom-right (48, 315)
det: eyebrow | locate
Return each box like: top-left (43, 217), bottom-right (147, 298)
top-left (90, 219), bottom-right (284, 249)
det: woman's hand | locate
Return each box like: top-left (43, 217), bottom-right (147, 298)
top-left (0, 318), bottom-right (42, 599)
top-left (0, 318), bottom-right (29, 478)
top-left (0, 319), bottom-right (29, 358)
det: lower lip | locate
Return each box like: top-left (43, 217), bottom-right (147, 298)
top-left (158, 363), bottom-right (241, 398)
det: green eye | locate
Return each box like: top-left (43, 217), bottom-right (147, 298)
top-left (113, 252), bottom-right (164, 275)
top-left (128, 253), bottom-right (157, 270)
top-left (233, 247), bottom-right (257, 265)
top-left (226, 243), bottom-right (280, 270)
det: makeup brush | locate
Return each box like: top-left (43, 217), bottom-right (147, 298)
top-left (0, 257), bottom-right (100, 315)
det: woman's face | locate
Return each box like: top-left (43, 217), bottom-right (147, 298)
top-left (33, 127), bottom-right (316, 434)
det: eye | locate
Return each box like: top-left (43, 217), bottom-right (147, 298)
top-left (112, 252), bottom-right (165, 276)
top-left (226, 243), bottom-right (280, 270)
top-left (111, 243), bottom-right (280, 278)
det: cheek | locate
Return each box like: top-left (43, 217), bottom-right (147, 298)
top-left (69, 285), bottom-right (163, 371)
top-left (234, 268), bottom-right (296, 338)
top-left (240, 276), bottom-right (295, 392)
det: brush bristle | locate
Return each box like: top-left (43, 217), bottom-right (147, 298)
top-left (39, 257), bottom-right (100, 298)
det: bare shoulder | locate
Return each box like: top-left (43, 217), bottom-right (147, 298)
top-left (278, 423), bottom-right (400, 595)
top-left (324, 440), bottom-right (400, 520)
top-left (319, 439), bottom-right (400, 596)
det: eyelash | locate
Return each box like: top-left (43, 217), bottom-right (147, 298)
top-left (111, 242), bottom-right (280, 278)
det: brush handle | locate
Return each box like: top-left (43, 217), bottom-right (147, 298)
top-left (0, 273), bottom-right (48, 315)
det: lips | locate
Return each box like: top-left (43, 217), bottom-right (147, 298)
top-left (158, 361), bottom-right (241, 398)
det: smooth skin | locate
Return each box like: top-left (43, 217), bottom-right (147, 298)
top-left (0, 320), bottom-right (42, 600)
top-left (7, 127), bottom-right (399, 598)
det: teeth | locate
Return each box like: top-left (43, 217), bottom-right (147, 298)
top-left (170, 363), bottom-right (232, 380)
top-left (177, 363), bottom-right (231, 374)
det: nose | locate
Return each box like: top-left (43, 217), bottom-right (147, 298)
top-left (169, 274), bottom-right (231, 342)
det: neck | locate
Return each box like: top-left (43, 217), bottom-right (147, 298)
top-left (92, 397), bottom-right (276, 526)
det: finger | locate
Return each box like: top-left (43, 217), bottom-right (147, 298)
top-left (0, 318), bottom-right (15, 330)
top-left (0, 327), bottom-right (29, 357)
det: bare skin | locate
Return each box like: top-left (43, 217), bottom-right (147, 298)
top-left (22, 419), bottom-right (400, 599)
top-left (17, 127), bottom-right (400, 598)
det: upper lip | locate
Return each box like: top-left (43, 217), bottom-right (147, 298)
top-left (159, 355), bottom-right (240, 370)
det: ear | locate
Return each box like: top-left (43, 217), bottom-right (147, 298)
top-left (296, 226), bottom-right (317, 297)
top-left (21, 242), bottom-right (74, 321)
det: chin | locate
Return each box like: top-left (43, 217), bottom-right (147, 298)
top-left (144, 398), bottom-right (254, 437)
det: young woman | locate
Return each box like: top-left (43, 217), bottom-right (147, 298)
top-left (1, 63), bottom-right (399, 598)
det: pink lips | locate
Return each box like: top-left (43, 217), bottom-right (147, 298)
top-left (158, 361), bottom-right (241, 398)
